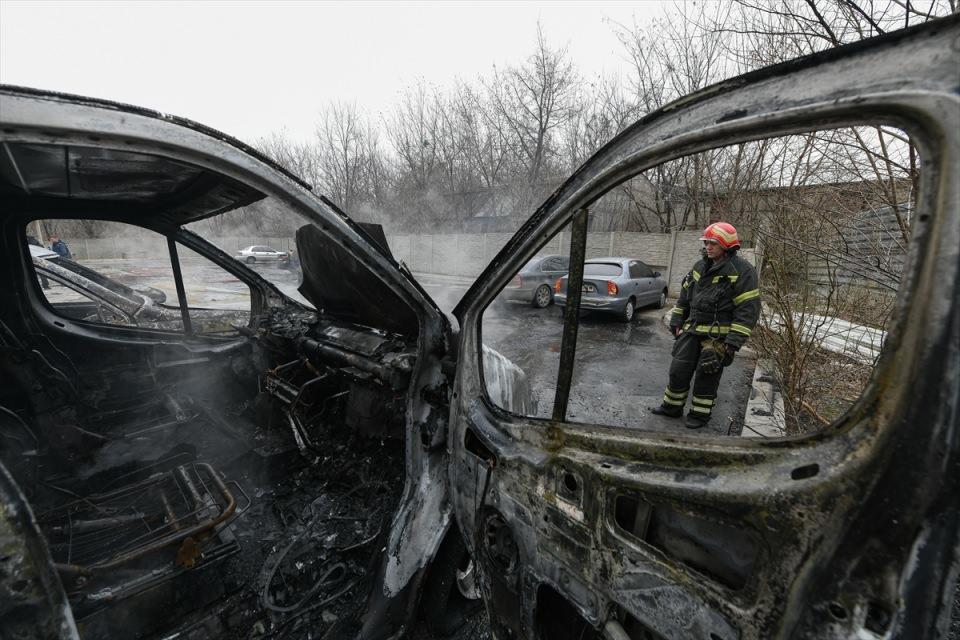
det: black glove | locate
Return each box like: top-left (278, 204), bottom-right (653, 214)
top-left (671, 326), bottom-right (682, 339)
top-left (698, 349), bottom-right (722, 376)
top-left (722, 344), bottom-right (737, 367)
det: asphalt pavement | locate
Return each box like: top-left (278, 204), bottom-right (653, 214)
top-left (421, 277), bottom-right (755, 438)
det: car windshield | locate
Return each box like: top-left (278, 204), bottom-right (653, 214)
top-left (583, 263), bottom-right (622, 277)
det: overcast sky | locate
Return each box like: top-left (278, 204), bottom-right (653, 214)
top-left (0, 1), bottom-right (667, 145)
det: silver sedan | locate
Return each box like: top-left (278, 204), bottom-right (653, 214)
top-left (554, 257), bottom-right (668, 322)
top-left (498, 254), bottom-right (570, 308)
top-left (234, 245), bottom-right (288, 264)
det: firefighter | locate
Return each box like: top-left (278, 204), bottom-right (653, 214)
top-left (650, 222), bottom-right (760, 429)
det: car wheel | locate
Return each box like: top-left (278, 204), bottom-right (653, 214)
top-left (245, 256), bottom-right (256, 264)
top-left (658, 290), bottom-right (667, 309)
top-left (421, 528), bottom-right (482, 636)
top-left (532, 285), bottom-right (553, 308)
top-left (621, 298), bottom-right (635, 323)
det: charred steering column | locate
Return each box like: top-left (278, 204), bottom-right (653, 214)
top-left (263, 319), bottom-right (416, 453)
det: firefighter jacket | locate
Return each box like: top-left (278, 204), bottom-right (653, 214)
top-left (668, 254), bottom-right (760, 350)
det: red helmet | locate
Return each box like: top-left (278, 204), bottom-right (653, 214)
top-left (700, 222), bottom-right (740, 250)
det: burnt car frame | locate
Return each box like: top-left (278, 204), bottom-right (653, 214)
top-left (1, 15), bottom-right (959, 640)
top-left (448, 17), bottom-right (958, 640)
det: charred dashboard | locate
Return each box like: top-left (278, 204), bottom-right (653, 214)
top-left (257, 310), bottom-right (417, 450)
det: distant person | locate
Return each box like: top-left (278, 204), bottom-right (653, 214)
top-left (49, 234), bottom-right (72, 259)
top-left (26, 234), bottom-right (50, 290)
top-left (650, 222), bottom-right (761, 429)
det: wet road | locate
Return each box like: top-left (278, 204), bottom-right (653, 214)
top-left (423, 280), bottom-right (755, 437)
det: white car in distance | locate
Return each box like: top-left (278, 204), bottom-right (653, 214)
top-left (234, 245), bottom-right (287, 264)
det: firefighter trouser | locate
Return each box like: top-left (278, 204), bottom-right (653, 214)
top-left (661, 333), bottom-right (724, 418)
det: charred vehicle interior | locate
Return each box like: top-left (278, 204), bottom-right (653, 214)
top-left (0, 99), bottom-right (481, 639)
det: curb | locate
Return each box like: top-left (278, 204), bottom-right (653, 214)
top-left (742, 360), bottom-right (786, 438)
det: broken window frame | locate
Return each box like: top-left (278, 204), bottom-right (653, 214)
top-left (20, 221), bottom-right (190, 336)
top-left (20, 220), bottom-right (259, 338)
top-left (167, 237), bottom-right (193, 334)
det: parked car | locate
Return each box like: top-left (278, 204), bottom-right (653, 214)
top-left (233, 245), bottom-right (287, 263)
top-left (554, 257), bottom-right (667, 321)
top-left (1, 17), bottom-right (958, 640)
top-left (498, 254), bottom-right (569, 308)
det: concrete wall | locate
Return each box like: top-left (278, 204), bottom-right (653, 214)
top-left (70, 235), bottom-right (170, 260)
top-left (386, 230), bottom-right (712, 295)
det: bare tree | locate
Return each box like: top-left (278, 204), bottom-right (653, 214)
top-left (388, 81), bottom-right (443, 192)
top-left (714, 0), bottom-right (955, 71)
top-left (315, 101), bottom-right (376, 213)
top-left (564, 74), bottom-right (639, 170)
top-left (454, 83), bottom-right (512, 193)
top-left (237, 0), bottom-right (952, 240)
top-left (704, 0), bottom-right (953, 233)
top-left (608, 3), bottom-right (739, 231)
top-left (257, 129), bottom-right (322, 187)
top-left (486, 25), bottom-right (579, 202)
top-left (616, 2), bottom-right (734, 114)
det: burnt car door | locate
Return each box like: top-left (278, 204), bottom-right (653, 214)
top-left (448, 17), bottom-right (959, 640)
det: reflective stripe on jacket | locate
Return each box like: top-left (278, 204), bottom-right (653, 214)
top-left (668, 254), bottom-right (760, 349)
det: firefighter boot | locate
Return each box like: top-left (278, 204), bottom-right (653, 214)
top-left (651, 386), bottom-right (687, 418)
top-left (684, 411), bottom-right (710, 429)
top-left (650, 405), bottom-right (683, 418)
